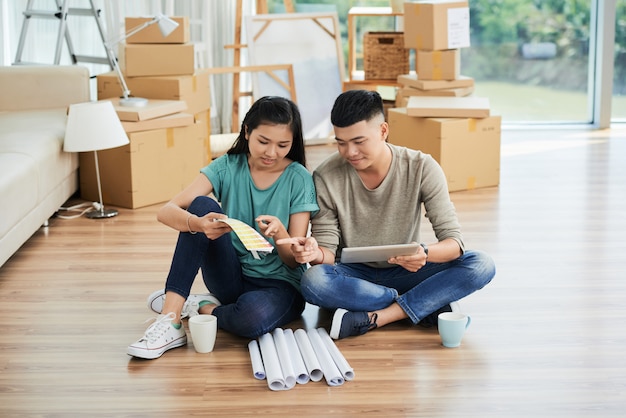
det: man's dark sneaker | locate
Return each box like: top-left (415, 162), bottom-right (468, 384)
top-left (330, 308), bottom-right (378, 340)
top-left (418, 301), bottom-right (461, 328)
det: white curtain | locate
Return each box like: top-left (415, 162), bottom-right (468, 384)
top-left (1, 0), bottom-right (255, 134)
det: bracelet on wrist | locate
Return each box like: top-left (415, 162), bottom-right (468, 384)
top-left (186, 213), bottom-right (197, 234)
top-left (318, 248), bottom-right (325, 264)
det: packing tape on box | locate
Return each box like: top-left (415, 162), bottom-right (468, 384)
top-left (433, 51), bottom-right (442, 65)
top-left (166, 128), bottom-right (175, 148)
top-left (192, 75), bottom-right (197, 93)
top-left (432, 68), bottom-right (443, 80)
top-left (468, 118), bottom-right (477, 132)
top-left (416, 35), bottom-right (424, 49)
top-left (467, 176), bottom-right (477, 190)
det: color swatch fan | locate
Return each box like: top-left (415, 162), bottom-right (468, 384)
top-left (217, 218), bottom-right (273, 259)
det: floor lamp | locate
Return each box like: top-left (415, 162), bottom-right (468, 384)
top-left (104, 14), bottom-right (180, 107)
top-left (64, 101), bottom-right (130, 219)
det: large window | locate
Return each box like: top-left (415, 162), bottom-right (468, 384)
top-left (3, 0), bottom-right (623, 126)
top-left (464, 0), bottom-right (593, 124)
top-left (613, 0), bottom-right (626, 121)
top-left (269, 0), bottom-right (621, 127)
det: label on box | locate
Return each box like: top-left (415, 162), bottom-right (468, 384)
top-left (447, 8), bottom-right (471, 49)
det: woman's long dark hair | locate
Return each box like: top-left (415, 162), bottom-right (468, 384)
top-left (227, 96), bottom-right (306, 166)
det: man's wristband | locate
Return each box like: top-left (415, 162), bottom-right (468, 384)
top-left (420, 243), bottom-right (428, 258)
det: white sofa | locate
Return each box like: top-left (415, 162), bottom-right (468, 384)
top-left (0, 65), bottom-right (90, 267)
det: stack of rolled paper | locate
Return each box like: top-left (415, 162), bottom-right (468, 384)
top-left (248, 327), bottom-right (354, 391)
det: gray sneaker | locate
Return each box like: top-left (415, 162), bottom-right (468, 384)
top-left (330, 308), bottom-right (378, 340)
top-left (147, 289), bottom-right (222, 319)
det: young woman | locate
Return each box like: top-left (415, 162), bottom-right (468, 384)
top-left (128, 96), bottom-right (319, 359)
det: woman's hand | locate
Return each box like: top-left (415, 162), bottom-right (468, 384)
top-left (255, 215), bottom-right (287, 240)
top-left (195, 212), bottom-right (231, 240)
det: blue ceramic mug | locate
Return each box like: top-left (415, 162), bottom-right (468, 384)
top-left (438, 312), bottom-right (471, 348)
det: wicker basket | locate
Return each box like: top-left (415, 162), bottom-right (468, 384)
top-left (363, 32), bottom-right (409, 80)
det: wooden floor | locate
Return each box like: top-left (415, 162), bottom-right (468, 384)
top-left (1, 127), bottom-right (625, 417)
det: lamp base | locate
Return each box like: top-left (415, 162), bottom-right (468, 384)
top-left (86, 208), bottom-right (119, 219)
top-left (119, 97), bottom-right (149, 107)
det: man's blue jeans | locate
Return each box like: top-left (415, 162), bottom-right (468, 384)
top-left (300, 250), bottom-right (495, 324)
top-left (164, 196), bottom-right (305, 339)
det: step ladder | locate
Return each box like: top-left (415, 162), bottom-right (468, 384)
top-left (14, 0), bottom-right (112, 68)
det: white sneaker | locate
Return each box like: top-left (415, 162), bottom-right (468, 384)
top-left (147, 289), bottom-right (222, 319)
top-left (127, 312), bottom-right (187, 359)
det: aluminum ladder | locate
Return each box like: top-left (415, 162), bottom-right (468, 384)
top-left (14, 0), bottom-right (112, 68)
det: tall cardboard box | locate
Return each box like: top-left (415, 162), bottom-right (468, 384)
top-left (404, 1), bottom-right (470, 51)
top-left (119, 43), bottom-right (195, 77)
top-left (387, 107), bottom-right (501, 192)
top-left (78, 122), bottom-right (208, 208)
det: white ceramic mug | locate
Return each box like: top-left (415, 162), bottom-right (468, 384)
top-left (438, 312), bottom-right (471, 348)
top-left (188, 314), bottom-right (217, 353)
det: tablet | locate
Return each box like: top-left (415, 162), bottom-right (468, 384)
top-left (340, 243), bottom-right (419, 263)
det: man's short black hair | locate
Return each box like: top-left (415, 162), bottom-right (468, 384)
top-left (330, 90), bottom-right (385, 128)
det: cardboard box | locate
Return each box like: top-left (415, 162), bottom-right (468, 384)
top-left (78, 122), bottom-right (209, 209)
top-left (387, 107), bottom-right (500, 192)
top-left (120, 112), bottom-right (194, 133)
top-left (119, 43), bottom-right (195, 77)
top-left (404, 1), bottom-right (470, 51)
top-left (395, 85), bottom-right (474, 107)
top-left (106, 98), bottom-right (187, 122)
top-left (399, 85), bottom-right (474, 97)
top-left (406, 96), bottom-right (490, 118)
top-left (417, 49), bottom-right (461, 81)
top-left (125, 16), bottom-right (190, 44)
top-left (194, 109), bottom-right (212, 160)
top-left (398, 74), bottom-right (474, 90)
top-left (97, 70), bottom-right (211, 114)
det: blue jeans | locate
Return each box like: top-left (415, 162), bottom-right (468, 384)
top-left (300, 250), bottom-right (495, 324)
top-left (164, 196), bottom-right (305, 339)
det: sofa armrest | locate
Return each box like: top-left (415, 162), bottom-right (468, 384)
top-left (0, 65), bottom-right (90, 111)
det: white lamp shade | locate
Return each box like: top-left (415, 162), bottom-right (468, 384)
top-left (64, 101), bottom-right (129, 152)
top-left (156, 14), bottom-right (180, 38)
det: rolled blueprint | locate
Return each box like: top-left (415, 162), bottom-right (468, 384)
top-left (283, 328), bottom-right (310, 384)
top-left (294, 328), bottom-right (323, 382)
top-left (248, 339), bottom-right (265, 380)
top-left (317, 327), bottom-right (355, 381)
top-left (307, 328), bottom-right (344, 386)
top-left (272, 328), bottom-right (296, 389)
top-left (258, 332), bottom-right (285, 391)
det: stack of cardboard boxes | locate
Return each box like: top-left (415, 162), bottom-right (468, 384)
top-left (388, 0), bottom-right (501, 192)
top-left (80, 17), bottom-right (212, 209)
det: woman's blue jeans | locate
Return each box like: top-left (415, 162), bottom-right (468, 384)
top-left (164, 196), bottom-right (305, 339)
top-left (300, 250), bottom-right (495, 324)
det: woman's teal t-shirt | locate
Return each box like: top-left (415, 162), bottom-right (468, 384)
top-left (200, 153), bottom-right (319, 289)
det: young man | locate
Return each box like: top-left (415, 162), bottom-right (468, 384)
top-left (278, 90), bottom-right (495, 340)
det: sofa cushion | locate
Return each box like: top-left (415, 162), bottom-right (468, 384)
top-left (0, 109), bottom-right (78, 239)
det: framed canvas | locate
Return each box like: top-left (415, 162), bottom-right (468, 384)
top-left (245, 12), bottom-right (345, 142)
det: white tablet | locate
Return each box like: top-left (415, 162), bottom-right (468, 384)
top-left (340, 243), bottom-right (420, 264)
